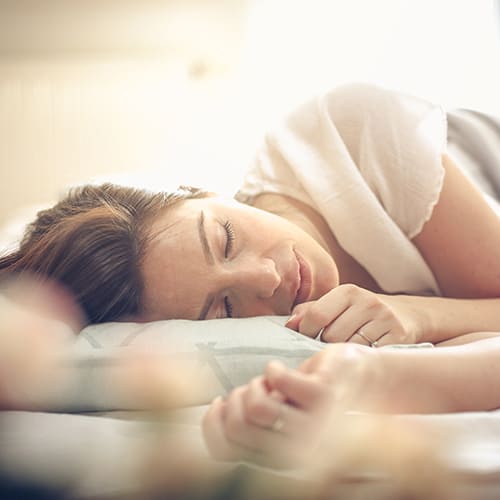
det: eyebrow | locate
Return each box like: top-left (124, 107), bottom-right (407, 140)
top-left (198, 210), bottom-right (215, 320)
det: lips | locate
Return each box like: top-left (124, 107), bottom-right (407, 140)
top-left (293, 250), bottom-right (312, 307)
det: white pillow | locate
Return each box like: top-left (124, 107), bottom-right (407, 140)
top-left (63, 316), bottom-right (324, 411)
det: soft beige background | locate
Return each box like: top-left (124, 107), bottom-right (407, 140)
top-left (0, 0), bottom-right (499, 231)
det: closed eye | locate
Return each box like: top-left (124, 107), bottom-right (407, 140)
top-left (223, 220), bottom-right (235, 258)
top-left (224, 296), bottom-right (233, 318)
top-left (223, 220), bottom-right (235, 318)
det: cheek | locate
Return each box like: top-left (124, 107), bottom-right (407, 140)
top-left (307, 245), bottom-right (339, 296)
top-left (317, 257), bottom-right (339, 294)
top-left (251, 218), bottom-right (279, 235)
top-left (167, 269), bottom-right (202, 306)
top-left (142, 265), bottom-right (195, 320)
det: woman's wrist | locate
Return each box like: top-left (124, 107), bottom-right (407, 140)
top-left (407, 295), bottom-right (435, 344)
top-left (380, 294), bottom-right (434, 344)
top-left (386, 294), bottom-right (487, 345)
top-left (375, 346), bottom-right (464, 413)
top-left (335, 344), bottom-right (391, 412)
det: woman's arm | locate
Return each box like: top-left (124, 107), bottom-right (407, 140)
top-left (377, 337), bottom-right (500, 412)
top-left (413, 154), bottom-right (500, 299)
top-left (373, 293), bottom-right (500, 345)
top-left (203, 339), bottom-right (500, 464)
top-left (287, 154), bottom-right (500, 346)
top-left (286, 285), bottom-right (500, 347)
top-left (406, 153), bottom-right (500, 343)
top-left (280, 338), bottom-right (500, 414)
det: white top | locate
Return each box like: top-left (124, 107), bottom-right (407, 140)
top-left (236, 83), bottom-right (447, 296)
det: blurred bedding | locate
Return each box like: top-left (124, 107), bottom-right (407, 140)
top-left (2, 108), bottom-right (500, 497)
top-left (3, 315), bottom-right (500, 498)
top-left (59, 316), bottom-right (323, 411)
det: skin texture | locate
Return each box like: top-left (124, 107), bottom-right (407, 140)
top-left (203, 345), bottom-right (377, 467)
top-left (202, 154), bottom-right (500, 464)
top-left (139, 196), bottom-right (340, 321)
top-left (202, 337), bottom-right (500, 466)
top-left (0, 280), bottom-right (81, 410)
top-left (257, 154), bottom-right (500, 346)
top-left (141, 155), bottom-right (500, 346)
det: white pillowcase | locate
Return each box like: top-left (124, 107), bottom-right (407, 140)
top-left (63, 316), bottom-right (324, 411)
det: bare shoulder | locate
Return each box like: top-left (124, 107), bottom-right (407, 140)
top-left (413, 154), bottom-right (500, 297)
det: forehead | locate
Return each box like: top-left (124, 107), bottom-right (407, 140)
top-left (140, 196), bottom-right (250, 320)
top-left (138, 196), bottom-right (277, 321)
top-left (140, 199), bottom-right (206, 320)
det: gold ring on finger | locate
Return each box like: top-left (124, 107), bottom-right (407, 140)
top-left (270, 403), bottom-right (286, 432)
top-left (355, 329), bottom-right (377, 348)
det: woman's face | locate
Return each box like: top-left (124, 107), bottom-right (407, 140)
top-left (139, 196), bottom-right (339, 321)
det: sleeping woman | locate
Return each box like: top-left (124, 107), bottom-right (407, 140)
top-left (2, 83), bottom-right (500, 462)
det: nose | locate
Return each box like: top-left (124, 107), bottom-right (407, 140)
top-left (225, 256), bottom-right (281, 299)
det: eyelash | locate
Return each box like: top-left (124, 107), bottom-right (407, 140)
top-left (223, 220), bottom-right (235, 258)
top-left (224, 296), bottom-right (233, 318)
top-left (223, 220), bottom-right (235, 318)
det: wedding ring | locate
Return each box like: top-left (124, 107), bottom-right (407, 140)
top-left (271, 404), bottom-right (286, 432)
top-left (355, 329), bottom-right (377, 347)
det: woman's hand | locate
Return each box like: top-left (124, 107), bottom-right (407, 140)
top-left (286, 284), bottom-right (425, 346)
top-left (202, 377), bottom-right (308, 467)
top-left (202, 344), bottom-right (382, 466)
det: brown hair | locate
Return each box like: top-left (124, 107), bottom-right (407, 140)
top-left (0, 183), bottom-right (207, 324)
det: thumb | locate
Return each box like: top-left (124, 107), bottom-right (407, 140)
top-left (285, 313), bottom-right (301, 330)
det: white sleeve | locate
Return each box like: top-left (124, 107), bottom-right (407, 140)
top-left (236, 83), bottom-right (447, 295)
top-left (324, 83), bottom-right (447, 238)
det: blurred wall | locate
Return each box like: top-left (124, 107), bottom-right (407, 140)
top-left (0, 0), bottom-right (251, 230)
top-left (0, 0), bottom-right (499, 229)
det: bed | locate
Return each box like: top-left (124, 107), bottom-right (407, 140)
top-left (1, 316), bottom-right (500, 499)
top-left (2, 108), bottom-right (500, 498)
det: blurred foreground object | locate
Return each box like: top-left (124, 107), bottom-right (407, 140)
top-left (0, 279), bottom-right (79, 410)
top-left (0, 278), bottom-right (222, 498)
top-left (0, 278), bottom-right (498, 499)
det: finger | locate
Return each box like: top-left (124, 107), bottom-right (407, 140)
top-left (223, 386), bottom-right (296, 453)
top-left (290, 301), bottom-right (311, 317)
top-left (370, 330), bottom-right (400, 347)
top-left (204, 386), bottom-right (325, 468)
top-left (265, 361), bottom-right (329, 410)
top-left (318, 293), bottom-right (398, 344)
top-left (348, 329), bottom-right (373, 346)
top-left (285, 301), bottom-right (313, 330)
top-left (241, 377), bottom-right (285, 428)
top-left (297, 349), bottom-right (328, 373)
top-left (348, 325), bottom-right (392, 347)
top-left (243, 377), bottom-right (306, 435)
top-left (202, 397), bottom-right (244, 461)
top-left (347, 317), bottom-right (401, 345)
top-left (227, 384), bottom-right (321, 467)
top-left (319, 303), bottom-right (374, 343)
top-left (298, 295), bottom-right (351, 339)
top-left (298, 355), bottom-right (317, 373)
top-left (285, 313), bottom-right (301, 330)
top-left (285, 301), bottom-right (316, 332)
